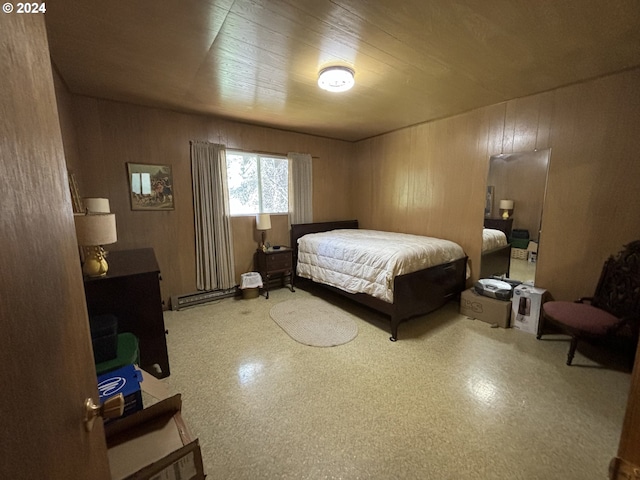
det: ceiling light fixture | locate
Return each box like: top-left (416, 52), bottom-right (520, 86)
top-left (317, 66), bottom-right (355, 92)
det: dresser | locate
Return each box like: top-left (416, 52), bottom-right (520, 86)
top-left (83, 248), bottom-right (170, 378)
top-left (256, 247), bottom-right (295, 299)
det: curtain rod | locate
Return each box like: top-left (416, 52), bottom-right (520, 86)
top-left (190, 142), bottom-right (318, 159)
top-left (232, 147), bottom-right (319, 160)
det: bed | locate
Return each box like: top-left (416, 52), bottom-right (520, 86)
top-left (479, 228), bottom-right (511, 278)
top-left (290, 220), bottom-right (468, 341)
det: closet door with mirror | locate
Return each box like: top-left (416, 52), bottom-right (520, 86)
top-left (482, 149), bottom-right (551, 284)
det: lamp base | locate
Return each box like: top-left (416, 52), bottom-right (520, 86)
top-left (82, 246), bottom-right (109, 277)
top-left (500, 209), bottom-right (513, 220)
top-left (259, 231), bottom-right (268, 252)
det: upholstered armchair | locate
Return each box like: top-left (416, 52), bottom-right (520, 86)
top-left (537, 241), bottom-right (640, 366)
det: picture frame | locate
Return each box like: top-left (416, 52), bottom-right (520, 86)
top-left (485, 185), bottom-right (495, 217)
top-left (127, 162), bottom-right (174, 211)
top-left (67, 169), bottom-right (84, 213)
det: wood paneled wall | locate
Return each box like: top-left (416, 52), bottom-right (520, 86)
top-left (352, 68), bottom-right (640, 301)
top-left (54, 94), bottom-right (355, 305)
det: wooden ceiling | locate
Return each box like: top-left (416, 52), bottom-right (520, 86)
top-left (45, 0), bottom-right (640, 142)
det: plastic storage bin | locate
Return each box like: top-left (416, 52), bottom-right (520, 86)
top-left (89, 314), bottom-right (118, 364)
top-left (240, 272), bottom-right (263, 299)
top-left (511, 229), bottom-right (530, 249)
top-left (97, 363), bottom-right (143, 422)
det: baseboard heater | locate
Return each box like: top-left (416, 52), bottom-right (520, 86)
top-left (170, 287), bottom-right (238, 311)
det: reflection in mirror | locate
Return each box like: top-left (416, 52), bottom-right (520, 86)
top-left (481, 149), bottom-right (551, 284)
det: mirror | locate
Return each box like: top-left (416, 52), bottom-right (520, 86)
top-left (481, 149), bottom-right (551, 283)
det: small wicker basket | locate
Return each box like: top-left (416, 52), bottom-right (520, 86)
top-left (511, 248), bottom-right (528, 260)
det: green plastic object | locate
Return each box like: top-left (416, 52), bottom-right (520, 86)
top-left (511, 238), bottom-right (530, 249)
top-left (95, 332), bottom-right (139, 375)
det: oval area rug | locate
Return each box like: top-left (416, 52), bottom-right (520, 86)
top-left (269, 298), bottom-right (358, 347)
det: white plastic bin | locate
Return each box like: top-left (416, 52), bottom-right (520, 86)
top-left (240, 272), bottom-right (263, 299)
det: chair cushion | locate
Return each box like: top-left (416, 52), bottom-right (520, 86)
top-left (543, 301), bottom-right (619, 335)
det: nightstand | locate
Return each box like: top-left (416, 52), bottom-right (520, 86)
top-left (256, 247), bottom-right (295, 299)
top-left (484, 217), bottom-right (513, 239)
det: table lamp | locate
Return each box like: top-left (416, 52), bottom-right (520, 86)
top-left (499, 199), bottom-right (514, 220)
top-left (83, 197), bottom-right (110, 213)
top-left (256, 213), bottom-right (272, 251)
top-left (74, 212), bottom-right (118, 277)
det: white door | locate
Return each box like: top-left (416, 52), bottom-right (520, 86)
top-left (0, 13), bottom-right (110, 479)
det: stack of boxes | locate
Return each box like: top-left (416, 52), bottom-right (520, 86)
top-left (510, 229), bottom-right (530, 260)
top-left (460, 284), bottom-right (547, 334)
top-left (90, 314), bottom-right (143, 421)
top-left (90, 319), bottom-right (206, 478)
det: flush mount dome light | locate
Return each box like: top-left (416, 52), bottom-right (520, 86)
top-left (317, 66), bottom-right (355, 92)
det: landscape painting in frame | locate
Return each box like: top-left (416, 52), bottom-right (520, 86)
top-left (127, 163), bottom-right (174, 211)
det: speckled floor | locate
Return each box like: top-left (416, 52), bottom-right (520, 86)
top-left (163, 286), bottom-right (631, 480)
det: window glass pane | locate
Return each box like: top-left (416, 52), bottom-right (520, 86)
top-left (226, 150), bottom-right (289, 215)
top-left (131, 173), bottom-right (141, 194)
top-left (227, 153), bottom-right (259, 214)
top-left (141, 173), bottom-right (151, 195)
top-left (260, 156), bottom-right (289, 213)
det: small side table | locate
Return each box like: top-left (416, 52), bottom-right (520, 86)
top-left (256, 247), bottom-right (295, 299)
top-left (484, 217), bottom-right (513, 239)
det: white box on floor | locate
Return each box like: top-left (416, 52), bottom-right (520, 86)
top-left (511, 284), bottom-right (547, 335)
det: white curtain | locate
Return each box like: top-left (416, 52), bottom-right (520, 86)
top-left (190, 141), bottom-right (236, 290)
top-left (288, 152), bottom-right (313, 225)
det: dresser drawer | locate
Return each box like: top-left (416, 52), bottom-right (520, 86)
top-left (267, 252), bottom-right (292, 270)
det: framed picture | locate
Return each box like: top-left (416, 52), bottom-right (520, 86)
top-left (485, 185), bottom-right (495, 217)
top-left (127, 163), bottom-right (174, 211)
top-left (67, 169), bottom-right (84, 213)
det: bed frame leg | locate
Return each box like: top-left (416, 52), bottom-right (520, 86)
top-left (389, 320), bottom-right (398, 342)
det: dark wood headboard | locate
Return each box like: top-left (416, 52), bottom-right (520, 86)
top-left (290, 220), bottom-right (358, 266)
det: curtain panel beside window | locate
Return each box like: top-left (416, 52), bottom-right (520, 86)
top-left (190, 141), bottom-right (236, 291)
top-left (287, 152), bottom-right (313, 225)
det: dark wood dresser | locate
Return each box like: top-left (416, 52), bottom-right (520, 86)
top-left (83, 248), bottom-right (170, 378)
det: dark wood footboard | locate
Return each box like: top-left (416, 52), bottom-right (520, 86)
top-left (290, 221), bottom-right (468, 341)
top-left (480, 244), bottom-right (511, 278)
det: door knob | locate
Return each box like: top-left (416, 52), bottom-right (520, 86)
top-left (84, 394), bottom-right (125, 432)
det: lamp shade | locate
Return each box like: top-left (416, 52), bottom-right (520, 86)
top-left (256, 213), bottom-right (272, 231)
top-left (499, 199), bottom-right (514, 210)
top-left (74, 213), bottom-right (117, 246)
top-left (83, 197), bottom-right (110, 213)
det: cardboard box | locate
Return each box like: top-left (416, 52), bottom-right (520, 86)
top-left (460, 288), bottom-right (511, 328)
top-left (98, 364), bottom-right (143, 422)
top-left (511, 284), bottom-right (547, 334)
top-left (137, 366), bottom-right (173, 405)
top-left (105, 394), bottom-right (205, 480)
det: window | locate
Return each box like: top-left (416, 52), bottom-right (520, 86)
top-left (130, 172), bottom-right (152, 195)
top-left (226, 150), bottom-right (288, 215)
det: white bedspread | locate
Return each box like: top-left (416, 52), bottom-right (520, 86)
top-left (482, 228), bottom-right (508, 252)
top-left (296, 229), bottom-right (466, 304)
